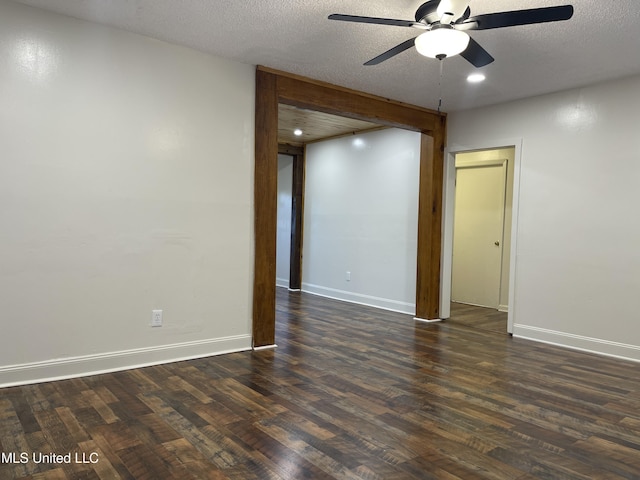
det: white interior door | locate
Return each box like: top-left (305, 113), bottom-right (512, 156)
top-left (452, 161), bottom-right (507, 308)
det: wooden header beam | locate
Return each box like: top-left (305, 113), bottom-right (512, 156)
top-left (253, 66), bottom-right (446, 346)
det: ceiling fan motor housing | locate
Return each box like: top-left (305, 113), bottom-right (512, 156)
top-left (415, 0), bottom-right (470, 25)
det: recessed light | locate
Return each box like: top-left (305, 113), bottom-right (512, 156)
top-left (467, 73), bottom-right (486, 83)
top-left (294, 129), bottom-right (303, 136)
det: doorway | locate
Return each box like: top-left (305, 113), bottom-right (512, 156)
top-left (452, 157), bottom-right (508, 309)
top-left (276, 154), bottom-right (294, 289)
top-left (254, 67), bottom-right (447, 347)
top-left (442, 146), bottom-right (518, 333)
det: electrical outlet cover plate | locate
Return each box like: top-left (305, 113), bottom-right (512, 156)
top-left (151, 309), bottom-right (163, 327)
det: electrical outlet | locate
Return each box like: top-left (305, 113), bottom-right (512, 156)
top-left (151, 310), bottom-right (163, 327)
top-left (346, 271), bottom-right (351, 281)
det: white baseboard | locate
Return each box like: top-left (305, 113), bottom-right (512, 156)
top-left (301, 283), bottom-right (415, 315)
top-left (498, 304), bottom-right (509, 313)
top-left (513, 325), bottom-right (640, 363)
top-left (276, 277), bottom-right (289, 288)
top-left (414, 317), bottom-right (443, 323)
top-left (253, 344), bottom-right (278, 351)
top-left (0, 334), bottom-right (252, 388)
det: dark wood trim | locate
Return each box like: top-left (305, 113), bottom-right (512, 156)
top-left (278, 144), bottom-right (304, 156)
top-left (272, 69), bottom-right (439, 133)
top-left (415, 127), bottom-right (445, 320)
top-left (288, 151), bottom-right (305, 290)
top-left (304, 126), bottom-right (387, 146)
top-left (253, 66), bottom-right (447, 346)
top-left (253, 69), bottom-right (278, 347)
top-left (276, 144), bottom-right (305, 291)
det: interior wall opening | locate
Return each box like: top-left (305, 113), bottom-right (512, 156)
top-left (254, 67), bottom-right (447, 347)
top-left (279, 126), bottom-right (421, 315)
top-left (441, 143), bottom-right (521, 335)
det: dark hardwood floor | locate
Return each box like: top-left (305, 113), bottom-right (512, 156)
top-left (449, 302), bottom-right (508, 334)
top-left (1, 290), bottom-right (640, 479)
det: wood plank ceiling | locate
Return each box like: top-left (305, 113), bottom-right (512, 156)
top-left (278, 103), bottom-right (382, 147)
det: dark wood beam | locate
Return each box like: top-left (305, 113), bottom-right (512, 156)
top-left (278, 144), bottom-right (304, 156)
top-left (253, 66), bottom-right (447, 346)
top-left (272, 69), bottom-right (439, 134)
top-left (253, 69), bottom-right (279, 347)
top-left (415, 126), bottom-right (445, 320)
top-left (288, 152), bottom-right (305, 290)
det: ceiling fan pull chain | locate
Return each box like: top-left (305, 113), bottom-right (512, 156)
top-left (437, 56), bottom-right (444, 113)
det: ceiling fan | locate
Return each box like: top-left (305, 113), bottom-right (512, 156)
top-left (328, 0), bottom-right (574, 67)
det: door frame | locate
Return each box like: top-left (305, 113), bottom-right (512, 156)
top-left (441, 139), bottom-right (523, 334)
top-left (254, 66), bottom-right (447, 347)
top-left (276, 146), bottom-right (305, 291)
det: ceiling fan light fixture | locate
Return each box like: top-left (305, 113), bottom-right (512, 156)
top-left (414, 26), bottom-right (470, 59)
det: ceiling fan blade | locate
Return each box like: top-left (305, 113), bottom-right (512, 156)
top-left (459, 5), bottom-right (573, 30)
top-left (460, 37), bottom-right (494, 67)
top-left (328, 13), bottom-right (416, 28)
top-left (364, 38), bottom-right (417, 66)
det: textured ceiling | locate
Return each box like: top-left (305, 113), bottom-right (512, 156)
top-left (10, 0), bottom-right (640, 112)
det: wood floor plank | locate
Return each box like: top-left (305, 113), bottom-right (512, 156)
top-left (77, 439), bottom-right (122, 480)
top-left (28, 468), bottom-right (69, 480)
top-left (226, 420), bottom-right (322, 479)
top-left (127, 413), bottom-right (182, 446)
top-left (2, 290), bottom-right (640, 479)
top-left (90, 432), bottom-right (136, 479)
top-left (55, 407), bottom-right (91, 444)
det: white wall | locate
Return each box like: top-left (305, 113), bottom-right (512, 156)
top-left (448, 75), bottom-right (640, 362)
top-left (303, 128), bottom-right (421, 314)
top-left (0, 2), bottom-right (255, 386)
top-left (276, 154), bottom-right (293, 288)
